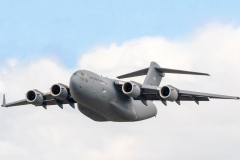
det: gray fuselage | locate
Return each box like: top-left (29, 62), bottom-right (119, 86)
top-left (69, 70), bottom-right (157, 122)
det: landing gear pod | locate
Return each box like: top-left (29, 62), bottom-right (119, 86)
top-left (50, 84), bottom-right (69, 100)
top-left (122, 82), bottom-right (141, 98)
top-left (160, 86), bottom-right (178, 101)
top-left (26, 90), bottom-right (44, 105)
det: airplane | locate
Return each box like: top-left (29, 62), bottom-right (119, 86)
top-left (1, 62), bottom-right (239, 122)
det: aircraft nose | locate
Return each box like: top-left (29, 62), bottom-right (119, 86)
top-left (69, 75), bottom-right (80, 95)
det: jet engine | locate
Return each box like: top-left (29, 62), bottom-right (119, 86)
top-left (159, 86), bottom-right (178, 101)
top-left (26, 90), bottom-right (44, 105)
top-left (50, 83), bottom-right (69, 100)
top-left (122, 82), bottom-right (141, 98)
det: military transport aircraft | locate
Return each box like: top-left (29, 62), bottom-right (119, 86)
top-left (1, 62), bottom-right (239, 122)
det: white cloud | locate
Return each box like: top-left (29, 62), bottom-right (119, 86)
top-left (87, 136), bottom-right (137, 160)
top-left (0, 81), bottom-right (4, 92)
top-left (6, 58), bottom-right (18, 67)
top-left (0, 23), bottom-right (240, 160)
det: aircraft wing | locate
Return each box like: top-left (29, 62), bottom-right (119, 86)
top-left (1, 93), bottom-right (56, 107)
top-left (1, 84), bottom-right (76, 109)
top-left (139, 85), bottom-right (239, 105)
top-left (177, 90), bottom-right (239, 100)
top-left (115, 81), bottom-right (239, 105)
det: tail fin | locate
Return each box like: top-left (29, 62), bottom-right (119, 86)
top-left (143, 62), bottom-right (163, 86)
top-left (117, 62), bottom-right (210, 86)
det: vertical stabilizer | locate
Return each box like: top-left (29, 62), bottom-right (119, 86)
top-left (143, 62), bottom-right (164, 86)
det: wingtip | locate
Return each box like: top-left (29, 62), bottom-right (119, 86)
top-left (203, 73), bottom-right (210, 76)
top-left (1, 94), bottom-right (6, 107)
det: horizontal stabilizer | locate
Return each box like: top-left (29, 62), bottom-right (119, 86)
top-left (117, 68), bottom-right (148, 79)
top-left (155, 67), bottom-right (210, 76)
top-left (117, 66), bottom-right (209, 79)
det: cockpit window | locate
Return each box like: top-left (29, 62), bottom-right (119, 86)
top-left (73, 72), bottom-right (81, 76)
top-left (81, 73), bottom-right (88, 78)
top-left (73, 71), bottom-right (88, 78)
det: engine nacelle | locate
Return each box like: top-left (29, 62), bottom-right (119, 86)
top-left (159, 86), bottom-right (178, 101)
top-left (50, 83), bottom-right (69, 100)
top-left (122, 82), bottom-right (141, 98)
top-left (26, 90), bottom-right (44, 105)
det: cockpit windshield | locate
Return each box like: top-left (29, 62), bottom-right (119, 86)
top-left (73, 71), bottom-right (88, 78)
top-left (73, 71), bottom-right (81, 76)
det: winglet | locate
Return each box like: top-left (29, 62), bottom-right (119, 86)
top-left (2, 94), bottom-right (6, 107)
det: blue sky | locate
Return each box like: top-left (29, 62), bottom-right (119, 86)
top-left (1, 1), bottom-right (240, 159)
top-left (1, 0), bottom-right (240, 68)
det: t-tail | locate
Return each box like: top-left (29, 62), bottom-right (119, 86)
top-left (117, 61), bottom-right (210, 86)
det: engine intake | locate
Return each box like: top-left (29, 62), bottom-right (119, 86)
top-left (26, 90), bottom-right (44, 105)
top-left (50, 83), bottom-right (69, 100)
top-left (122, 82), bottom-right (141, 98)
top-left (159, 86), bottom-right (178, 101)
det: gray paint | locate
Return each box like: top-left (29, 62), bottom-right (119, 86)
top-left (69, 70), bottom-right (157, 122)
top-left (155, 67), bottom-right (210, 76)
top-left (143, 62), bottom-right (163, 86)
top-left (1, 61), bottom-right (239, 122)
top-left (78, 103), bottom-right (108, 122)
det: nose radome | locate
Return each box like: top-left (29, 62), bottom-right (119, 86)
top-left (69, 75), bottom-right (79, 94)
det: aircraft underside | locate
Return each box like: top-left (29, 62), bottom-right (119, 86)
top-left (77, 99), bottom-right (158, 122)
